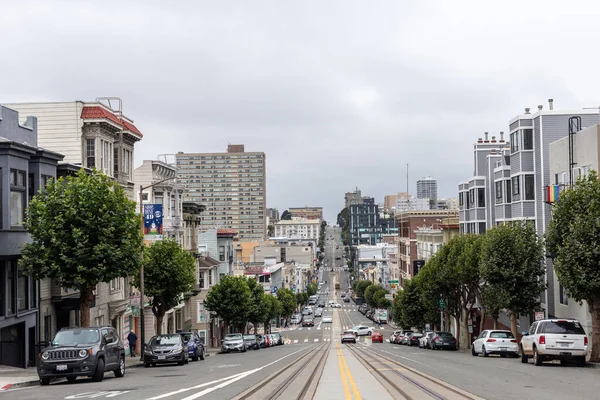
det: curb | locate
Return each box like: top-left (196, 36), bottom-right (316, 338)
top-left (1, 380), bottom-right (40, 391)
top-left (586, 362), bottom-right (600, 369)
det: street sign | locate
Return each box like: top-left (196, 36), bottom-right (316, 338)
top-left (388, 280), bottom-right (399, 284)
top-left (534, 311), bottom-right (545, 321)
top-left (439, 299), bottom-right (445, 309)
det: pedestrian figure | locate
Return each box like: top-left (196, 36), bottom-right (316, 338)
top-left (127, 330), bottom-right (137, 358)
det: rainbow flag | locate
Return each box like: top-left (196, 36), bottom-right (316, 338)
top-left (546, 185), bottom-right (561, 203)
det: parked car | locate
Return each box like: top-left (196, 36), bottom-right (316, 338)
top-left (272, 332), bottom-right (284, 345)
top-left (341, 330), bottom-right (357, 344)
top-left (520, 319), bottom-right (588, 367)
top-left (419, 332), bottom-right (434, 348)
top-left (38, 326), bottom-right (125, 385)
top-left (429, 332), bottom-right (457, 350)
top-left (302, 307), bottom-right (313, 316)
top-left (407, 333), bottom-right (423, 346)
top-left (394, 331), bottom-right (412, 345)
top-left (255, 334), bottom-right (267, 348)
top-left (243, 335), bottom-right (260, 350)
top-left (144, 334), bottom-right (189, 367)
top-left (269, 334), bottom-right (277, 347)
top-left (371, 332), bottom-right (384, 343)
top-left (179, 332), bottom-right (205, 361)
top-left (221, 333), bottom-right (246, 353)
top-left (401, 332), bottom-right (414, 345)
top-left (472, 330), bottom-right (518, 358)
top-left (389, 330), bottom-right (402, 343)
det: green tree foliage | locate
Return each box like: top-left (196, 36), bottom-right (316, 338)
top-left (20, 169), bottom-right (142, 327)
top-left (546, 171), bottom-right (600, 361)
top-left (247, 278), bottom-right (267, 334)
top-left (355, 280), bottom-right (373, 298)
top-left (480, 222), bottom-right (545, 338)
top-left (394, 279), bottom-right (424, 329)
top-left (280, 210), bottom-right (292, 220)
top-left (267, 224), bottom-right (275, 237)
top-left (135, 239), bottom-right (196, 335)
top-left (263, 294), bottom-right (283, 334)
top-left (365, 284), bottom-right (386, 308)
top-left (277, 288), bottom-right (297, 319)
top-left (296, 291), bottom-right (306, 307)
top-left (205, 276), bottom-right (252, 332)
top-left (372, 287), bottom-right (391, 309)
top-left (306, 283), bottom-right (318, 296)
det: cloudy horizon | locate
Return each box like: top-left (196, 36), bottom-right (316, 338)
top-left (2, 0), bottom-right (600, 222)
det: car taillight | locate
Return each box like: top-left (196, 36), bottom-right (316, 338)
top-left (584, 336), bottom-right (588, 346)
top-left (510, 339), bottom-right (517, 343)
top-left (434, 336), bottom-right (439, 341)
top-left (486, 339), bottom-right (496, 342)
top-left (539, 335), bottom-right (545, 345)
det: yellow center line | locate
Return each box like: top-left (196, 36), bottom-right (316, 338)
top-left (340, 346), bottom-right (363, 400)
top-left (336, 344), bottom-right (352, 399)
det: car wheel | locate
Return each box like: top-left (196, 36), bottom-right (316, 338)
top-left (368, 331), bottom-right (372, 336)
top-left (482, 345), bottom-right (489, 357)
top-left (114, 356), bottom-right (125, 377)
top-left (533, 347), bottom-right (543, 366)
top-left (144, 362), bottom-right (151, 368)
top-left (520, 346), bottom-right (528, 363)
top-left (471, 346), bottom-right (477, 357)
top-left (39, 378), bottom-right (51, 386)
top-left (192, 356), bottom-right (199, 362)
top-left (242, 346), bottom-right (247, 353)
top-left (577, 356), bottom-right (586, 367)
top-left (500, 354), bottom-right (507, 358)
top-left (91, 357), bottom-right (105, 382)
top-left (66, 376), bottom-right (77, 383)
top-left (200, 350), bottom-right (205, 360)
top-left (431, 344), bottom-right (436, 350)
top-left (185, 357), bottom-right (189, 364)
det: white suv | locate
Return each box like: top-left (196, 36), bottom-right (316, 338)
top-left (520, 318), bottom-right (588, 367)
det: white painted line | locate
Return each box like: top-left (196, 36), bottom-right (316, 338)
top-left (304, 339), bottom-right (309, 343)
top-left (293, 339), bottom-right (299, 344)
top-left (298, 328), bottom-right (303, 331)
top-left (308, 328), bottom-right (312, 331)
top-left (314, 338), bottom-right (319, 342)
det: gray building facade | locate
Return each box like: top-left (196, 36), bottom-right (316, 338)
top-left (416, 176), bottom-right (438, 209)
top-left (0, 106), bottom-right (63, 368)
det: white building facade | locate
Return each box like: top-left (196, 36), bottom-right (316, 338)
top-left (274, 218), bottom-right (320, 240)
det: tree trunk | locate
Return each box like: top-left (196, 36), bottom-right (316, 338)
top-left (509, 311), bottom-right (519, 341)
top-left (460, 307), bottom-right (470, 349)
top-left (454, 313), bottom-right (461, 349)
top-left (493, 319), bottom-right (498, 329)
top-left (79, 286), bottom-right (94, 327)
top-left (479, 308), bottom-right (486, 334)
top-left (590, 298), bottom-right (600, 362)
top-left (155, 313), bottom-right (164, 335)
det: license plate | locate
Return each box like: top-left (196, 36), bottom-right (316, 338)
top-left (500, 348), bottom-right (507, 351)
top-left (158, 356), bottom-right (166, 360)
top-left (560, 352), bottom-right (572, 356)
top-left (56, 365), bottom-right (68, 371)
top-left (560, 343), bottom-right (570, 348)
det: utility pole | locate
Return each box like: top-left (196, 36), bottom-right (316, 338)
top-left (138, 176), bottom-right (176, 362)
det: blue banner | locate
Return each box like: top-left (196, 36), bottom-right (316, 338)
top-left (143, 204), bottom-right (163, 237)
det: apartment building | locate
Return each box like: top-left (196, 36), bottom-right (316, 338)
top-left (267, 208), bottom-right (280, 223)
top-left (395, 195), bottom-right (430, 212)
top-left (344, 188), bottom-right (367, 208)
top-left (288, 207), bottom-right (323, 220)
top-left (176, 144), bottom-right (266, 242)
top-left (458, 100), bottom-right (600, 319)
top-left (548, 123), bottom-right (600, 335)
top-left (0, 106), bottom-right (63, 368)
top-left (436, 198), bottom-right (459, 210)
top-left (416, 176), bottom-right (438, 209)
top-left (274, 218), bottom-right (320, 240)
top-left (252, 240), bottom-right (316, 267)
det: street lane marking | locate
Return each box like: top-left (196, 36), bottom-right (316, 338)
top-left (336, 344), bottom-right (352, 400)
top-left (304, 339), bottom-right (309, 342)
top-left (314, 338), bottom-right (319, 342)
top-left (145, 346), bottom-right (310, 400)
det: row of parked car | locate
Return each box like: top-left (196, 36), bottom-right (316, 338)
top-left (389, 318), bottom-right (589, 368)
top-left (221, 332), bottom-right (285, 353)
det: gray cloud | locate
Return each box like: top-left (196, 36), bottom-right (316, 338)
top-left (2, 0), bottom-right (599, 222)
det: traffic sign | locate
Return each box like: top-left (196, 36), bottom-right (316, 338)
top-left (439, 299), bottom-right (445, 309)
top-left (388, 280), bottom-right (399, 284)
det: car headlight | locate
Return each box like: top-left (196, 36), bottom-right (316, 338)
top-left (172, 346), bottom-right (182, 354)
top-left (41, 351), bottom-right (50, 360)
top-left (78, 349), bottom-right (89, 358)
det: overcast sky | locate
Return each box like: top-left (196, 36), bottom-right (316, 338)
top-left (2, 1), bottom-right (600, 222)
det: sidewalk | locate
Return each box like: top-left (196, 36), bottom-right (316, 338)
top-left (0, 348), bottom-right (218, 392)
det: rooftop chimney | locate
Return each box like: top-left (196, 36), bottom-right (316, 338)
top-left (484, 132), bottom-right (489, 142)
top-left (499, 131), bottom-right (505, 142)
top-left (538, 105), bottom-right (543, 111)
top-left (549, 98), bottom-right (554, 110)
top-left (525, 108), bottom-right (531, 114)
top-left (477, 137), bottom-right (483, 143)
top-left (491, 135), bottom-right (497, 143)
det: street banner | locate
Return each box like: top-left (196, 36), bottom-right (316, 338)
top-left (143, 204), bottom-right (163, 240)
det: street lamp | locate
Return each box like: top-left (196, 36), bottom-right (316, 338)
top-left (138, 176), bottom-right (176, 361)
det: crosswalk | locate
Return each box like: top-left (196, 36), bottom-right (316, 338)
top-left (295, 326), bottom-right (332, 331)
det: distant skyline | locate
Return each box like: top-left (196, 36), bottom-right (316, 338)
top-left (2, 1), bottom-right (600, 223)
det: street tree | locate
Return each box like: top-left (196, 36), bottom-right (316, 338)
top-left (280, 210), bottom-right (292, 220)
top-left (365, 284), bottom-right (383, 307)
top-left (276, 288), bottom-right (297, 319)
top-left (296, 291), bottom-right (307, 307)
top-left (356, 280), bottom-right (373, 298)
top-left (480, 222), bottom-right (545, 339)
top-left (205, 276), bottom-right (252, 333)
top-left (307, 283), bottom-right (318, 296)
top-left (263, 294), bottom-right (283, 334)
top-left (20, 169), bottom-right (142, 327)
top-left (247, 278), bottom-right (268, 334)
top-left (267, 224), bottom-right (275, 237)
top-left (456, 235), bottom-right (484, 348)
top-left (372, 287), bottom-right (391, 309)
top-left (546, 171), bottom-right (600, 361)
top-left (395, 279), bottom-right (424, 329)
top-left (133, 239), bottom-right (196, 334)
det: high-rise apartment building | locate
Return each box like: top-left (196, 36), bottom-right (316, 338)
top-left (416, 176), bottom-right (438, 209)
top-left (176, 144), bottom-right (266, 242)
top-left (344, 188), bottom-right (364, 208)
top-left (267, 208), bottom-right (280, 223)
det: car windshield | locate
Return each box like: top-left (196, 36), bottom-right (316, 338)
top-left (180, 333), bottom-right (194, 342)
top-left (243, 335), bottom-right (255, 340)
top-left (52, 329), bottom-right (99, 345)
top-left (150, 335), bottom-right (181, 346)
top-left (225, 334), bottom-right (243, 340)
top-left (412, 333), bottom-right (423, 338)
top-left (437, 332), bottom-right (454, 338)
top-left (543, 321), bottom-right (586, 334)
top-left (344, 331), bottom-right (355, 335)
top-left (490, 331), bottom-right (515, 339)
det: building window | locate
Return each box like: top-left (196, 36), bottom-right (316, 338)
top-left (219, 246), bottom-right (225, 262)
top-left (495, 181), bottom-right (503, 204)
top-left (6, 261), bottom-right (15, 315)
top-left (524, 175), bottom-right (535, 200)
top-left (110, 278), bottom-right (121, 291)
top-left (100, 140), bottom-right (112, 174)
top-left (469, 189), bottom-right (475, 206)
top-left (199, 271), bottom-right (205, 289)
top-left (559, 283), bottom-right (568, 305)
top-left (505, 180), bottom-right (511, 203)
top-left (523, 129), bottom-right (533, 150)
top-left (86, 139), bottom-right (96, 169)
top-left (208, 270), bottom-right (213, 286)
top-left (29, 277), bottom-right (37, 309)
top-left (17, 267), bottom-right (28, 312)
top-left (175, 310), bottom-right (182, 331)
top-left (28, 173), bottom-right (35, 202)
top-left (10, 169), bottom-right (26, 228)
top-left (95, 316), bottom-right (104, 326)
top-left (42, 175), bottom-right (52, 188)
top-left (511, 176), bottom-right (520, 195)
top-left (477, 188), bottom-right (485, 208)
top-left (123, 149), bottom-right (132, 180)
top-left (510, 131), bottom-right (520, 153)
